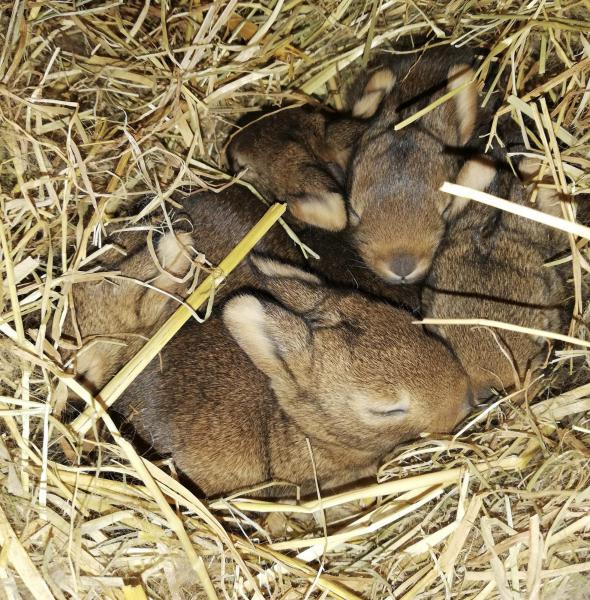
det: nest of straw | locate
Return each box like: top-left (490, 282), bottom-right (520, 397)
top-left (1, 1), bottom-right (589, 599)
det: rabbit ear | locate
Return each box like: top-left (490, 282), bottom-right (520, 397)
top-left (405, 62), bottom-right (479, 147)
top-left (442, 157), bottom-right (497, 219)
top-left (250, 255), bottom-right (321, 285)
top-left (152, 230), bottom-right (193, 292)
top-left (535, 188), bottom-right (563, 218)
top-left (519, 157), bottom-right (564, 218)
top-left (249, 255), bottom-right (326, 312)
top-left (352, 69), bottom-right (397, 119)
top-left (289, 191), bottom-right (348, 231)
top-left (223, 257), bottom-right (328, 386)
top-left (223, 294), bottom-right (310, 380)
top-left (446, 64), bottom-right (479, 145)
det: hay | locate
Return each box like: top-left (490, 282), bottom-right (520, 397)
top-left (0, 1), bottom-right (589, 599)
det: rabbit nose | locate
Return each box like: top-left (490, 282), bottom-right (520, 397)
top-left (390, 254), bottom-right (417, 279)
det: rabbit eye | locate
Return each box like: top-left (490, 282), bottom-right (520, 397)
top-left (369, 407), bottom-right (407, 417)
top-left (368, 393), bottom-right (410, 417)
top-left (229, 154), bottom-right (249, 174)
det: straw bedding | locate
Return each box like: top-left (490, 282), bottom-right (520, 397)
top-left (0, 1), bottom-right (589, 599)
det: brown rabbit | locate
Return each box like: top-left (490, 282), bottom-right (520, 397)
top-left (345, 48), bottom-right (488, 284)
top-left (63, 189), bottom-right (288, 394)
top-left (422, 159), bottom-right (568, 398)
top-left (226, 105), bottom-right (366, 231)
top-left (63, 226), bottom-right (196, 393)
top-left (117, 255), bottom-right (473, 497)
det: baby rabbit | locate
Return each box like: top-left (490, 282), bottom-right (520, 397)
top-left (227, 105), bottom-right (366, 231)
top-left (117, 255), bottom-right (473, 497)
top-left (422, 159), bottom-right (567, 398)
top-left (65, 227), bottom-right (195, 393)
top-left (346, 47), bottom-right (486, 284)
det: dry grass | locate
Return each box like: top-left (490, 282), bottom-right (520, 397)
top-left (0, 1), bottom-right (589, 599)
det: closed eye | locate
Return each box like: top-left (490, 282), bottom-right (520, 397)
top-left (229, 154), bottom-right (249, 174)
top-left (369, 407), bottom-right (407, 417)
top-left (367, 391), bottom-right (411, 417)
top-left (351, 392), bottom-right (411, 420)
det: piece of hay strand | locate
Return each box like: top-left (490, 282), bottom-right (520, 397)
top-left (123, 585), bottom-right (148, 600)
top-left (213, 452), bottom-right (529, 514)
top-left (418, 317), bottom-right (590, 349)
top-left (527, 514), bottom-right (544, 600)
top-left (440, 181), bottom-right (590, 240)
top-left (246, 484), bottom-right (449, 594)
top-left (398, 494), bottom-right (483, 599)
top-left (233, 540), bottom-right (363, 600)
top-left (0, 503), bottom-right (55, 599)
top-left (394, 74), bottom-right (477, 132)
top-left (69, 202), bottom-right (286, 437)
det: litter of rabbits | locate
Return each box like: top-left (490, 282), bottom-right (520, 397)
top-left (0, 2), bottom-right (589, 600)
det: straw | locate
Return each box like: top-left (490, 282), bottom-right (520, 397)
top-left (441, 181), bottom-right (590, 240)
top-left (418, 317), bottom-right (590, 348)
